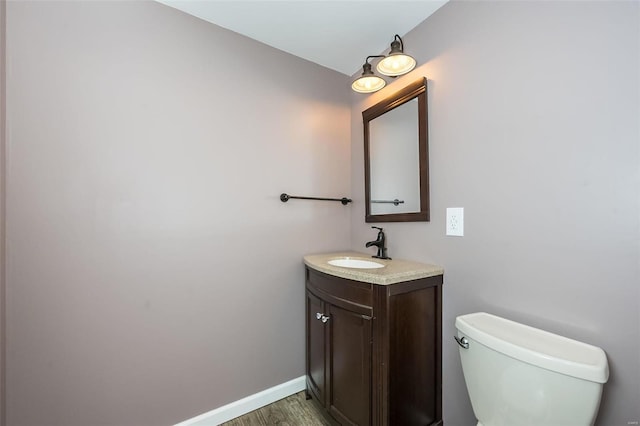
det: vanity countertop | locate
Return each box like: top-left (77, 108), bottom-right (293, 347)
top-left (304, 251), bottom-right (444, 285)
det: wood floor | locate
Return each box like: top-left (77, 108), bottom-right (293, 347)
top-left (220, 391), bottom-right (332, 426)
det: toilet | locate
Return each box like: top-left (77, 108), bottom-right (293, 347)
top-left (455, 312), bottom-right (609, 426)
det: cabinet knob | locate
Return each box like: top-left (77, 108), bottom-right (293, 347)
top-left (316, 313), bottom-right (330, 323)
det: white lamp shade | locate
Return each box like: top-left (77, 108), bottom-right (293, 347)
top-left (376, 53), bottom-right (416, 77)
top-left (352, 75), bottom-right (386, 93)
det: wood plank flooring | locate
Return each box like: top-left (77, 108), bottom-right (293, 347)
top-left (220, 391), bottom-right (332, 426)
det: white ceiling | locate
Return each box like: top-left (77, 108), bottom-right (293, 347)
top-left (156, 1), bottom-right (448, 76)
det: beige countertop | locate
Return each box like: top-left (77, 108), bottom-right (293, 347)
top-left (304, 251), bottom-right (444, 285)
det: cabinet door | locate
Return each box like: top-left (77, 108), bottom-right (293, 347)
top-left (306, 291), bottom-right (326, 404)
top-left (327, 303), bottom-right (372, 426)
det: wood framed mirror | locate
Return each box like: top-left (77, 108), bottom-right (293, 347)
top-left (363, 77), bottom-right (429, 223)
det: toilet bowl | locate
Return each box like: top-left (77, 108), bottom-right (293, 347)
top-left (455, 312), bottom-right (609, 426)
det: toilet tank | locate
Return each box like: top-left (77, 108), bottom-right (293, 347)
top-left (455, 312), bottom-right (609, 426)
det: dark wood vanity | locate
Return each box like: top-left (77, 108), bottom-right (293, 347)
top-left (304, 260), bottom-right (443, 426)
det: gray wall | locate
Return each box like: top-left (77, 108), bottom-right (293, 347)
top-left (5, 1), bottom-right (350, 425)
top-left (0, 0), bottom-right (6, 424)
top-left (351, 1), bottom-right (639, 425)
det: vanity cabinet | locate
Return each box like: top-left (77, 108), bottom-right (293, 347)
top-left (305, 266), bottom-right (443, 426)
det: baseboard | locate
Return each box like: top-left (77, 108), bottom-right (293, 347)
top-left (174, 376), bottom-right (307, 426)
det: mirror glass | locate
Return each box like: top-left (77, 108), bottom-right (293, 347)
top-left (363, 78), bottom-right (429, 222)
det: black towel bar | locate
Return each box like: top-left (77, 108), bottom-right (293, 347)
top-left (280, 193), bottom-right (352, 205)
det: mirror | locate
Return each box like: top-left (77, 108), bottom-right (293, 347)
top-left (363, 78), bottom-right (429, 222)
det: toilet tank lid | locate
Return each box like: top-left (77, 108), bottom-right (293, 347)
top-left (455, 312), bottom-right (609, 383)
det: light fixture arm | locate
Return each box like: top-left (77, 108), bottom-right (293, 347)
top-left (394, 34), bottom-right (404, 51)
top-left (366, 55), bottom-right (386, 65)
top-left (387, 35), bottom-right (405, 55)
top-left (360, 55), bottom-right (386, 74)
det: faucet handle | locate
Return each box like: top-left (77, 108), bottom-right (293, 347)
top-left (372, 226), bottom-right (384, 231)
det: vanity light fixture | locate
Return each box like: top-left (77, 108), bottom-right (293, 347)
top-left (352, 55), bottom-right (386, 94)
top-left (352, 35), bottom-right (416, 93)
top-left (376, 34), bottom-right (416, 77)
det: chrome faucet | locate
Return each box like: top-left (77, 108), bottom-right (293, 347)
top-left (365, 226), bottom-right (391, 260)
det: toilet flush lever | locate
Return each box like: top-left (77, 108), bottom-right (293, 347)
top-left (455, 336), bottom-right (469, 349)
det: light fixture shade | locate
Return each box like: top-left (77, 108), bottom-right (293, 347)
top-left (352, 61), bottom-right (386, 93)
top-left (376, 36), bottom-right (416, 77)
top-left (352, 75), bottom-right (386, 93)
top-left (376, 53), bottom-right (416, 76)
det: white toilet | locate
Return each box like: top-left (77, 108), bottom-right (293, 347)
top-left (455, 312), bottom-right (609, 426)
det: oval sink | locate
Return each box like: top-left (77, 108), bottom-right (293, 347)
top-left (328, 258), bottom-right (385, 269)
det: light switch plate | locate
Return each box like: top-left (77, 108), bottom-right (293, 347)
top-left (446, 207), bottom-right (464, 236)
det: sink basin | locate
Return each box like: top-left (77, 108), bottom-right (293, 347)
top-left (328, 258), bottom-right (385, 269)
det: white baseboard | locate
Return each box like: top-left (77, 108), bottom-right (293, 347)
top-left (174, 376), bottom-right (307, 426)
